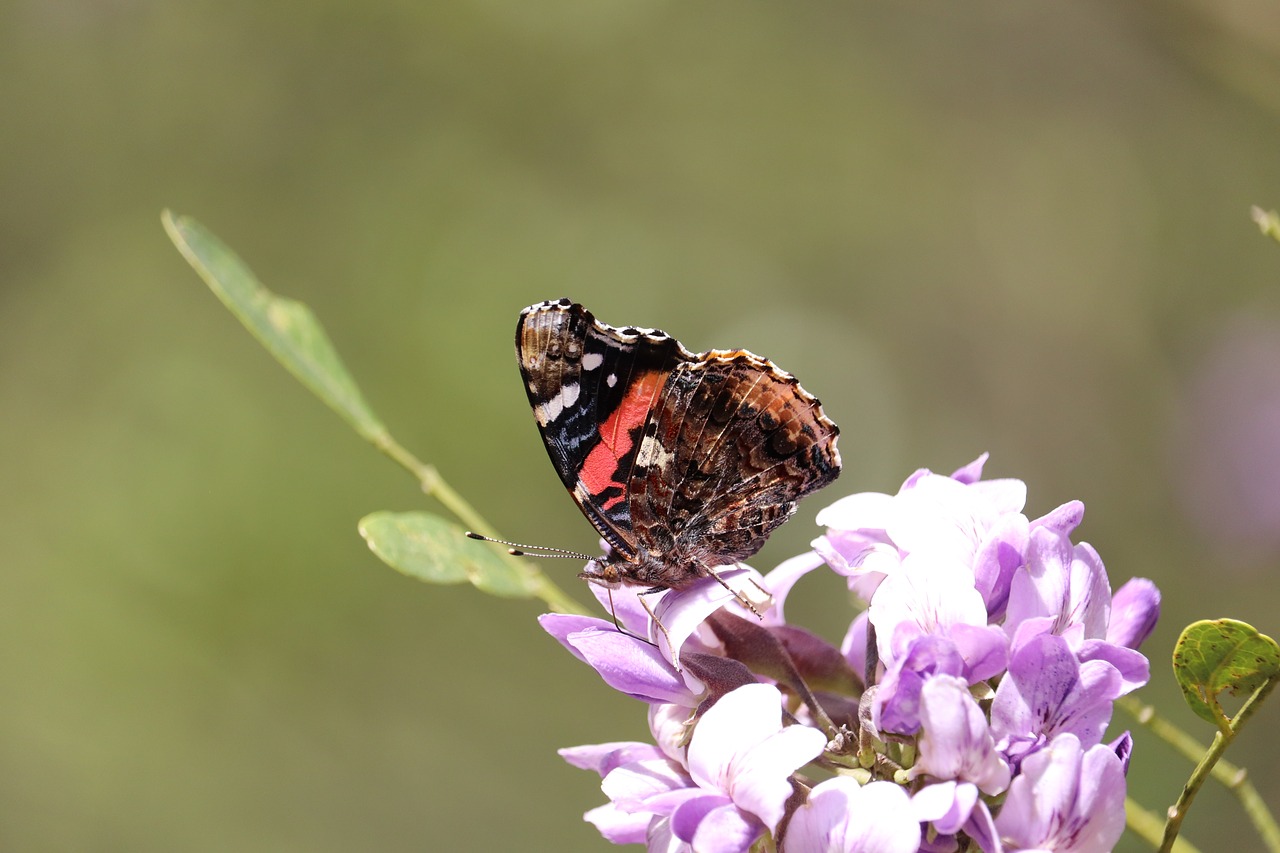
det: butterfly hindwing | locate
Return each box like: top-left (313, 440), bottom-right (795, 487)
top-left (628, 351), bottom-right (841, 568)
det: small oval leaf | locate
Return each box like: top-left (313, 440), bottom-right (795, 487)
top-left (162, 210), bottom-right (386, 441)
top-left (359, 511), bottom-right (534, 598)
top-left (1172, 619), bottom-right (1280, 724)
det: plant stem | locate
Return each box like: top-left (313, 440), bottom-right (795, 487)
top-left (1126, 797), bottom-right (1199, 853)
top-left (371, 428), bottom-right (589, 616)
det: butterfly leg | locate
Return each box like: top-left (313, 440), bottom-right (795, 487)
top-left (635, 588), bottom-right (681, 670)
top-left (704, 565), bottom-right (773, 617)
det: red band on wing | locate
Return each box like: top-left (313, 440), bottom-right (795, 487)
top-left (579, 369), bottom-right (665, 510)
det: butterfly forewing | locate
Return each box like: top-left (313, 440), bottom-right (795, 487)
top-left (515, 299), bottom-right (691, 558)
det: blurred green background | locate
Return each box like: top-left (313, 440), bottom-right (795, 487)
top-left (4, 1), bottom-right (1280, 850)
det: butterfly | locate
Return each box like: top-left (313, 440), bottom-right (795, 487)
top-left (515, 298), bottom-right (841, 601)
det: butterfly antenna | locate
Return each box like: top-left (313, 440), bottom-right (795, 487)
top-left (464, 531), bottom-right (593, 560)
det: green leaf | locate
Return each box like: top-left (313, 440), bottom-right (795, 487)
top-left (1173, 619), bottom-right (1280, 725)
top-left (162, 210), bottom-right (387, 442)
top-left (358, 511), bottom-right (534, 598)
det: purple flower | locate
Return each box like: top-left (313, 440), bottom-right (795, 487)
top-left (548, 455), bottom-right (1158, 853)
top-left (565, 684), bottom-right (826, 853)
top-left (994, 733), bottom-right (1127, 853)
top-left (785, 778), bottom-right (920, 852)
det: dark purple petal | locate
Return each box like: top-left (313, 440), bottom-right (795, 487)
top-left (1109, 730), bottom-right (1134, 774)
top-left (1106, 577), bottom-right (1161, 650)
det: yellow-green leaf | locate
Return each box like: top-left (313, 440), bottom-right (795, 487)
top-left (358, 511), bottom-right (534, 598)
top-left (162, 210), bottom-right (386, 442)
top-left (1173, 619), bottom-right (1280, 725)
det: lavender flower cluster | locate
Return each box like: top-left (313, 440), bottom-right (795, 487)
top-left (542, 455), bottom-right (1161, 853)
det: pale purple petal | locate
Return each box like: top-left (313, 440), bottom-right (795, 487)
top-left (645, 816), bottom-right (689, 853)
top-left (584, 802), bottom-right (651, 845)
top-left (972, 513), bottom-right (1029, 618)
top-left (869, 553), bottom-right (988, 666)
top-left (1106, 577), bottom-right (1161, 650)
top-left (649, 703), bottom-right (693, 765)
top-left (539, 613), bottom-right (614, 664)
top-left (559, 741), bottom-right (666, 776)
top-left (668, 793), bottom-right (734, 841)
top-left (686, 684), bottom-right (826, 831)
top-left (654, 568), bottom-right (758, 665)
top-left (586, 576), bottom-right (654, 634)
top-left (600, 758), bottom-right (693, 812)
top-left (816, 490), bottom-right (897, 531)
top-left (912, 676), bottom-right (1011, 795)
top-left (1002, 527), bottom-right (1072, 634)
top-left (874, 633), bottom-right (965, 734)
top-left (788, 777), bottom-right (920, 853)
top-left (1031, 499), bottom-right (1085, 537)
top-left (948, 623), bottom-right (1010, 684)
top-left (910, 780), bottom-right (977, 834)
top-left (567, 625), bottom-right (701, 705)
top-left (990, 634), bottom-right (1121, 749)
top-left (688, 803), bottom-right (763, 853)
top-left (1077, 639), bottom-right (1151, 695)
top-left (995, 734), bottom-right (1126, 853)
top-left (966, 477), bottom-right (1029, 516)
top-left (841, 611), bottom-right (871, 682)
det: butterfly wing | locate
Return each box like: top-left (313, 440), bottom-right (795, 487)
top-left (628, 351), bottom-right (841, 567)
top-left (516, 299), bottom-right (694, 558)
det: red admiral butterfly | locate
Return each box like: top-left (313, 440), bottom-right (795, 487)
top-left (515, 298), bottom-right (841, 598)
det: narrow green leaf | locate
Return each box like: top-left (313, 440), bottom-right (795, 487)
top-left (162, 210), bottom-right (386, 441)
top-left (358, 511), bottom-right (534, 598)
top-left (1173, 619), bottom-right (1280, 725)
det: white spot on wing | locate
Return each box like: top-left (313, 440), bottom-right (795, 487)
top-left (606, 373), bottom-right (617, 388)
top-left (536, 382), bottom-right (580, 424)
top-left (636, 433), bottom-right (675, 471)
top-left (582, 352), bottom-right (604, 371)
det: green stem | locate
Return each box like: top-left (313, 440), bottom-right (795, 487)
top-left (1120, 690), bottom-right (1280, 853)
top-left (1126, 798), bottom-right (1199, 853)
top-left (370, 428), bottom-right (589, 616)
